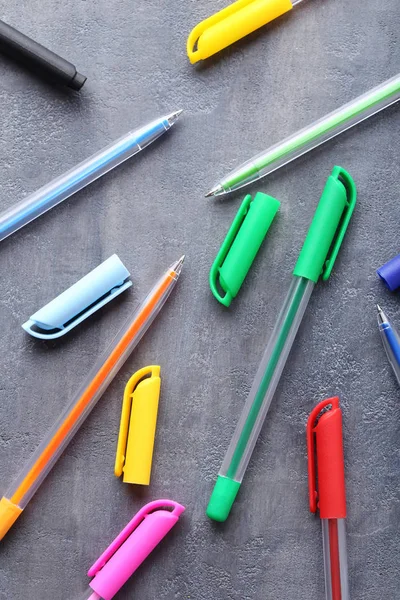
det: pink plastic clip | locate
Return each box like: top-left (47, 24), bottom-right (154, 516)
top-left (88, 499), bottom-right (185, 600)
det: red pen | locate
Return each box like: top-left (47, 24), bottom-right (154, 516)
top-left (306, 397), bottom-right (350, 600)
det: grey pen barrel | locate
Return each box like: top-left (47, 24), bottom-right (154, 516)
top-left (0, 19), bottom-right (86, 90)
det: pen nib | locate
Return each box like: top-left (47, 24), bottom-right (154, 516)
top-left (171, 255), bottom-right (185, 276)
top-left (377, 304), bottom-right (388, 325)
top-left (205, 184), bottom-right (224, 198)
top-left (166, 109), bottom-right (183, 126)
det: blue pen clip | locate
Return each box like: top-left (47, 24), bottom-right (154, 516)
top-left (22, 254), bottom-right (132, 339)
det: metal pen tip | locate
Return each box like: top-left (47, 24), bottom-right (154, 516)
top-left (166, 109), bottom-right (183, 126)
top-left (205, 184), bottom-right (224, 198)
top-left (171, 254), bottom-right (185, 276)
top-left (377, 304), bottom-right (388, 325)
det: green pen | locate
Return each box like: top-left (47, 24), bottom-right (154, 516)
top-left (206, 166), bottom-right (357, 522)
top-left (206, 73), bottom-right (400, 197)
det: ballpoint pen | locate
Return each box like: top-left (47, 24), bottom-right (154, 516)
top-left (307, 397), bottom-right (350, 600)
top-left (0, 256), bottom-right (184, 541)
top-left (206, 167), bottom-right (356, 521)
top-left (74, 500), bottom-right (185, 600)
top-left (205, 74), bottom-right (400, 197)
top-left (0, 110), bottom-right (182, 242)
top-left (377, 305), bottom-right (400, 385)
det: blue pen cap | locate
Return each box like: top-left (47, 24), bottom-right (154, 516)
top-left (377, 253), bottom-right (400, 291)
top-left (22, 254), bottom-right (132, 339)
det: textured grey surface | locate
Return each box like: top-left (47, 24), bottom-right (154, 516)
top-left (0, 1), bottom-right (399, 599)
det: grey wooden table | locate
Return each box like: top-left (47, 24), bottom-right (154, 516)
top-left (0, 1), bottom-right (399, 599)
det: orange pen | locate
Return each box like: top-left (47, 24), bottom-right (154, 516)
top-left (0, 256), bottom-right (184, 541)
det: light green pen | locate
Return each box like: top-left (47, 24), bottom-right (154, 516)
top-left (206, 166), bottom-right (357, 522)
top-left (206, 74), bottom-right (400, 197)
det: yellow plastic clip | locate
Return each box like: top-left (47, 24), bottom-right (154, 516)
top-left (115, 366), bottom-right (161, 486)
top-left (187, 0), bottom-right (293, 64)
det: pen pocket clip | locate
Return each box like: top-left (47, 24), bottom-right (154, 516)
top-left (187, 0), bottom-right (293, 63)
top-left (88, 499), bottom-right (185, 578)
top-left (22, 254), bottom-right (132, 340)
top-left (306, 397), bottom-right (346, 519)
top-left (322, 166), bottom-right (357, 280)
top-left (307, 397), bottom-right (339, 512)
top-left (115, 366), bottom-right (161, 485)
top-left (209, 192), bottom-right (279, 307)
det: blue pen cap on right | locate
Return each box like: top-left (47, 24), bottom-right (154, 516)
top-left (377, 253), bottom-right (400, 291)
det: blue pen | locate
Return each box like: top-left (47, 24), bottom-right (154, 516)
top-left (377, 304), bottom-right (400, 385)
top-left (0, 110), bottom-right (182, 242)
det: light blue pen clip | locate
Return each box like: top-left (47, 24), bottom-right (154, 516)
top-left (0, 110), bottom-right (183, 243)
top-left (22, 255), bottom-right (132, 339)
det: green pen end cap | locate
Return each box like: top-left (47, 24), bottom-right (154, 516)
top-left (206, 475), bottom-right (241, 522)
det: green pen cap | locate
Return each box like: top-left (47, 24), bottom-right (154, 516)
top-left (210, 192), bottom-right (280, 306)
top-left (293, 166), bottom-right (357, 283)
top-left (206, 475), bottom-right (241, 522)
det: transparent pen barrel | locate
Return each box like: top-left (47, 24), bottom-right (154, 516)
top-left (0, 118), bottom-right (169, 242)
top-left (223, 74), bottom-right (400, 192)
top-left (5, 269), bottom-right (177, 509)
top-left (221, 276), bottom-right (314, 482)
top-left (379, 323), bottom-right (400, 385)
top-left (255, 75), bottom-right (400, 175)
top-left (322, 518), bottom-right (350, 600)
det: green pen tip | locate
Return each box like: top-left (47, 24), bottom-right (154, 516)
top-left (205, 184), bottom-right (224, 198)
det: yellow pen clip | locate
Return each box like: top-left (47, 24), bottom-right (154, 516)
top-left (115, 365), bottom-right (161, 486)
top-left (187, 0), bottom-right (293, 64)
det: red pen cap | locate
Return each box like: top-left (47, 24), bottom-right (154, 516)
top-left (306, 397), bottom-right (347, 519)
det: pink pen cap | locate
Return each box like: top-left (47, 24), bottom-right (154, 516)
top-left (88, 499), bottom-right (185, 600)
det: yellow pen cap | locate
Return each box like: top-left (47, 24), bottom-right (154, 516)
top-left (187, 0), bottom-right (293, 63)
top-left (0, 497), bottom-right (23, 541)
top-left (115, 366), bottom-right (161, 486)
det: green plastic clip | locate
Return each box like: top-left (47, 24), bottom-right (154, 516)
top-left (322, 166), bottom-right (357, 280)
top-left (293, 166), bottom-right (357, 283)
top-left (209, 192), bottom-right (280, 307)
